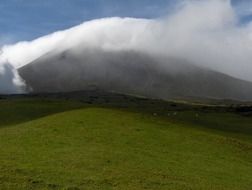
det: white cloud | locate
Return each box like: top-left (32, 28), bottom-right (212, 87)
top-left (1, 0), bottom-right (252, 94)
top-left (0, 62), bottom-right (25, 94)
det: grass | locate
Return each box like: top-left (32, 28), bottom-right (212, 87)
top-left (0, 98), bottom-right (252, 190)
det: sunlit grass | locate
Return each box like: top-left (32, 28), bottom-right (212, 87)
top-left (0, 99), bottom-right (251, 189)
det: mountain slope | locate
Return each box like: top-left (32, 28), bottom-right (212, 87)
top-left (0, 98), bottom-right (252, 190)
top-left (18, 49), bottom-right (252, 100)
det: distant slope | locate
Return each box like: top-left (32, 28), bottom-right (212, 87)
top-left (0, 98), bottom-right (252, 190)
top-left (19, 49), bottom-right (252, 100)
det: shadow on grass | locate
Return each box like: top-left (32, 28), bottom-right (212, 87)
top-left (0, 98), bottom-right (85, 128)
top-left (1, 93), bottom-right (251, 141)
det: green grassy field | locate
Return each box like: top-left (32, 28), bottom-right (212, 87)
top-left (0, 97), bottom-right (252, 190)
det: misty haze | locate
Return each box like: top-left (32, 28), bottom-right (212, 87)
top-left (1, 1), bottom-right (252, 101)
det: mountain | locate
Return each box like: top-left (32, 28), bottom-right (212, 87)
top-left (18, 48), bottom-right (252, 101)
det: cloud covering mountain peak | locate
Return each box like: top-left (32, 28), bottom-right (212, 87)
top-left (1, 0), bottom-right (252, 94)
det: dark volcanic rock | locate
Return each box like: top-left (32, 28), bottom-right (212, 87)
top-left (18, 49), bottom-right (252, 101)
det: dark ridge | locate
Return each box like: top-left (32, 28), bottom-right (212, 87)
top-left (1, 89), bottom-right (251, 115)
top-left (18, 49), bottom-right (252, 101)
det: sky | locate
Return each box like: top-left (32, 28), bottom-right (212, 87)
top-left (0, 0), bottom-right (252, 44)
top-left (0, 0), bottom-right (176, 43)
top-left (1, 0), bottom-right (252, 95)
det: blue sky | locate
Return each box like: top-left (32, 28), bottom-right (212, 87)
top-left (0, 0), bottom-right (251, 44)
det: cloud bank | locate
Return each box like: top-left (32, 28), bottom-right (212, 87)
top-left (0, 61), bottom-right (25, 94)
top-left (1, 0), bottom-right (252, 94)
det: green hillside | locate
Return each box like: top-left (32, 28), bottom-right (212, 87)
top-left (0, 97), bottom-right (252, 190)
